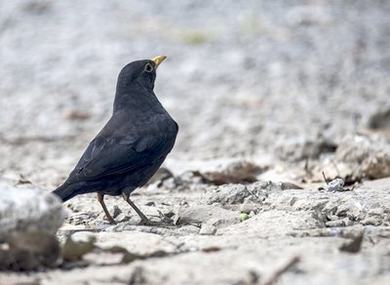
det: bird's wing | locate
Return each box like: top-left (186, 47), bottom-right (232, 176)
top-left (65, 124), bottom-right (170, 184)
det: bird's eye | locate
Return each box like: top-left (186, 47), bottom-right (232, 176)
top-left (144, 63), bottom-right (154, 73)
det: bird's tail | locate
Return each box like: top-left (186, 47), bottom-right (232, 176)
top-left (52, 183), bottom-right (80, 202)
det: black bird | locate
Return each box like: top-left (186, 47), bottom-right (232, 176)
top-left (53, 56), bottom-right (178, 224)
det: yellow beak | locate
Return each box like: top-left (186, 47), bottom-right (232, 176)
top-left (152, 55), bottom-right (167, 68)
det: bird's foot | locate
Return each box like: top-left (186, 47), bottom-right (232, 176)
top-left (97, 193), bottom-right (117, 225)
top-left (138, 217), bottom-right (152, 226)
top-left (106, 216), bottom-right (117, 225)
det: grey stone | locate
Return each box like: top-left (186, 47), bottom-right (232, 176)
top-left (361, 217), bottom-right (382, 226)
top-left (0, 180), bottom-right (64, 242)
top-left (62, 232), bottom-right (97, 261)
top-left (239, 202), bottom-right (260, 213)
top-left (199, 223), bottom-right (217, 235)
top-left (325, 178), bottom-right (345, 192)
top-left (207, 184), bottom-right (249, 205)
top-left (325, 218), bottom-right (353, 227)
top-left (275, 136), bottom-right (337, 162)
top-left (207, 181), bottom-right (280, 207)
top-left (175, 205), bottom-right (240, 227)
top-left (0, 181), bottom-right (64, 270)
top-left (335, 135), bottom-right (390, 180)
top-left (0, 229), bottom-right (60, 271)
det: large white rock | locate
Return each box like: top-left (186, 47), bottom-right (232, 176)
top-left (0, 180), bottom-right (64, 242)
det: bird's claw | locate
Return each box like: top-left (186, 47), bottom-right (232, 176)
top-left (106, 217), bottom-right (117, 225)
top-left (138, 218), bottom-right (152, 226)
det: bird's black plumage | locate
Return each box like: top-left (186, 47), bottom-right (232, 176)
top-left (53, 57), bottom-right (177, 223)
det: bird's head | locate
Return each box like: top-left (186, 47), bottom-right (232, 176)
top-left (116, 56), bottom-right (167, 91)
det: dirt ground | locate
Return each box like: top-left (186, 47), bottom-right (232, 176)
top-left (1, 1), bottom-right (390, 284)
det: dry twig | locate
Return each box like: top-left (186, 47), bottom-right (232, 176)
top-left (322, 171), bottom-right (328, 184)
top-left (263, 256), bottom-right (301, 285)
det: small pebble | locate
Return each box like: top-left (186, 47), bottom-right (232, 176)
top-left (239, 212), bottom-right (250, 222)
top-left (327, 178), bottom-right (345, 192)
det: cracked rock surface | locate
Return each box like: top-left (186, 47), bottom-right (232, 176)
top-left (1, 1), bottom-right (390, 284)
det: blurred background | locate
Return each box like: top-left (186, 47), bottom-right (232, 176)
top-left (1, 0), bottom-right (390, 187)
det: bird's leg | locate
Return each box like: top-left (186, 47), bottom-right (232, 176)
top-left (122, 193), bottom-right (150, 225)
top-left (97, 193), bottom-right (116, 224)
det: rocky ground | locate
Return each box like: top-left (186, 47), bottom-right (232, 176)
top-left (1, 1), bottom-right (390, 284)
